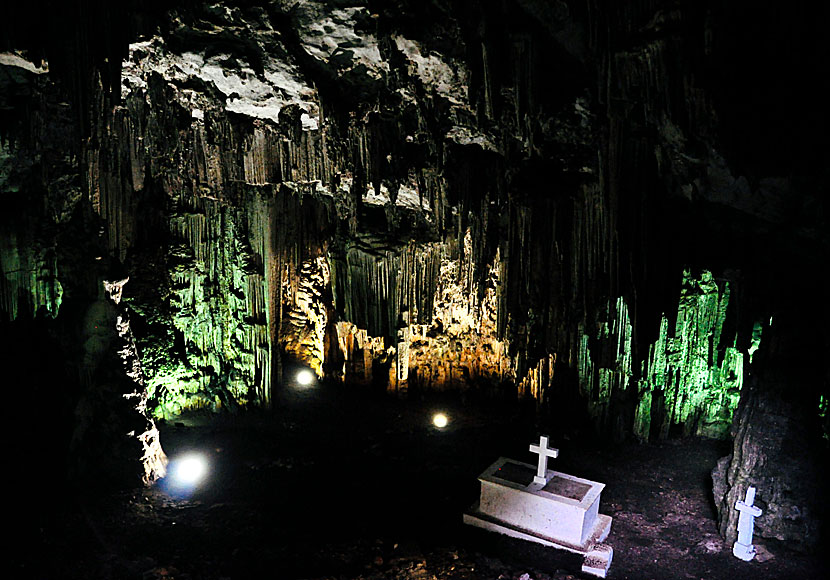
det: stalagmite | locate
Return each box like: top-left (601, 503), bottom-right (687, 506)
top-left (1, 8), bottom-right (826, 566)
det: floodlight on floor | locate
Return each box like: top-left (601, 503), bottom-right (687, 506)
top-left (169, 453), bottom-right (208, 488)
top-left (432, 412), bottom-right (449, 428)
top-left (296, 368), bottom-right (316, 386)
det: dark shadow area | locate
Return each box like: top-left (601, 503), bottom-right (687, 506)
top-left (18, 382), bottom-right (822, 580)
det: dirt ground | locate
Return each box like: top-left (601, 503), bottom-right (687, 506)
top-left (20, 383), bottom-right (823, 580)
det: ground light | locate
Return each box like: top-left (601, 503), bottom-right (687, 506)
top-left (432, 412), bottom-right (449, 428)
top-left (163, 453), bottom-right (209, 495)
top-left (296, 368), bottom-right (316, 386)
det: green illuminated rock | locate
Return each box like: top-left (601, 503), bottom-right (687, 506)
top-left (577, 270), bottom-right (750, 440)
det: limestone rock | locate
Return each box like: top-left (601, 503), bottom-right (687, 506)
top-left (712, 384), bottom-right (822, 552)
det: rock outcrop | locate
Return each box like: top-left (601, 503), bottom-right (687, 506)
top-left (1, 5), bottom-right (827, 544)
top-left (712, 305), bottom-right (828, 552)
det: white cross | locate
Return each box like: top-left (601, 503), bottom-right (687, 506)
top-left (529, 435), bottom-right (559, 485)
top-left (733, 486), bottom-right (763, 561)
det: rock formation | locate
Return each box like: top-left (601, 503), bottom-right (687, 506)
top-left (1, 0), bottom-right (827, 551)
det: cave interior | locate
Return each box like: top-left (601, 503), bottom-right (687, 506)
top-left (2, 1), bottom-right (828, 579)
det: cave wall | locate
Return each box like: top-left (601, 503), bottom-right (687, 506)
top-left (0, 56), bottom-right (166, 489)
top-left (712, 299), bottom-right (828, 552)
top-left (2, 4), bottom-right (828, 548)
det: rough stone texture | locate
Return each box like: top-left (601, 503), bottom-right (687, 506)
top-left (1, 4), bottom-right (828, 549)
top-left (6, 0), bottom-right (818, 428)
top-left (635, 270), bottom-right (744, 440)
top-left (0, 47), bottom-right (167, 488)
top-left (69, 275), bottom-right (167, 487)
top-left (281, 255), bottom-right (331, 374)
top-left (712, 383), bottom-right (822, 551)
top-left (403, 231), bottom-right (512, 394)
top-left (0, 69), bottom-right (73, 321)
top-left (712, 306), bottom-right (827, 553)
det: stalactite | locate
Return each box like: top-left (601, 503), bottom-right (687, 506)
top-left (0, 231), bottom-right (63, 320)
top-left (331, 227), bottom-right (516, 393)
top-left (0, 83), bottom-right (67, 322)
top-left (637, 270), bottom-right (744, 439)
top-left (106, 278), bottom-right (167, 484)
top-left (15, 1), bottom-right (789, 443)
top-left (80, 26), bottom-right (348, 413)
top-left (281, 256), bottom-right (330, 374)
top-left (243, 123), bottom-right (282, 185)
top-left (0, 143), bottom-right (64, 320)
top-left (334, 321), bottom-right (388, 386)
top-left (2, 6), bottom-right (826, 556)
top-left (519, 353), bottom-right (555, 400)
top-left (131, 176), bottom-right (336, 415)
top-left (570, 270), bottom-right (749, 440)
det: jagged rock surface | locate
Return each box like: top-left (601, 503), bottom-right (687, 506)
top-left (712, 384), bottom-right (823, 551)
top-left (712, 306), bottom-right (828, 552)
top-left (1, 5), bottom-right (828, 551)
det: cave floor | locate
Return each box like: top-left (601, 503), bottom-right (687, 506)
top-left (28, 384), bottom-right (821, 580)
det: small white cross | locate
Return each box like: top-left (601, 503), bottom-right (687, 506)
top-left (529, 435), bottom-right (559, 485)
top-left (733, 486), bottom-right (763, 561)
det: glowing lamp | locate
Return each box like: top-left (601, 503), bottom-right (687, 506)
top-left (296, 369), bottom-right (316, 386)
top-left (432, 413), bottom-right (449, 429)
top-left (170, 453), bottom-right (208, 487)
